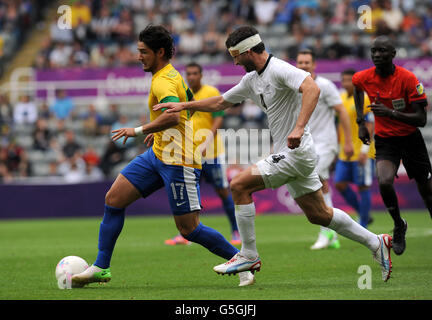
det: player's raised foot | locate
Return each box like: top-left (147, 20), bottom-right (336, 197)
top-left (392, 219), bottom-right (407, 255)
top-left (310, 230), bottom-right (335, 250)
top-left (213, 253), bottom-right (261, 275)
top-left (373, 234), bottom-right (392, 282)
top-left (238, 271), bottom-right (255, 287)
top-left (164, 234), bottom-right (191, 246)
top-left (71, 265), bottom-right (111, 286)
top-left (230, 230), bottom-right (242, 245)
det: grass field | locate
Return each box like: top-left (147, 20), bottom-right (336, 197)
top-left (1, 210), bottom-right (431, 300)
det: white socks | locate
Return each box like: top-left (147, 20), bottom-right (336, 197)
top-left (328, 208), bottom-right (379, 252)
top-left (235, 201), bottom-right (379, 259)
top-left (235, 202), bottom-right (258, 259)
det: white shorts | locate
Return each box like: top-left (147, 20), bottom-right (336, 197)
top-left (315, 149), bottom-right (337, 180)
top-left (256, 136), bottom-right (322, 199)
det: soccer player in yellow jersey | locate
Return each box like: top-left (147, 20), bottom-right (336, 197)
top-left (165, 62), bottom-right (240, 246)
top-left (334, 69), bottom-right (376, 229)
top-left (72, 25), bottom-right (246, 287)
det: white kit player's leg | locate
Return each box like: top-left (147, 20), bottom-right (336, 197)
top-left (329, 208), bottom-right (393, 281)
top-left (213, 203), bottom-right (262, 275)
top-left (235, 203), bottom-right (258, 259)
top-left (311, 189), bottom-right (340, 250)
top-left (297, 190), bottom-right (392, 281)
top-left (321, 191), bottom-right (334, 233)
top-left (213, 165), bottom-right (266, 276)
top-left (328, 208), bottom-right (379, 250)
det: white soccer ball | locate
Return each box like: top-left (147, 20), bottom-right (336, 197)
top-left (55, 256), bottom-right (89, 289)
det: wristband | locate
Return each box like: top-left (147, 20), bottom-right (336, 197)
top-left (134, 126), bottom-right (144, 136)
top-left (360, 144), bottom-right (370, 154)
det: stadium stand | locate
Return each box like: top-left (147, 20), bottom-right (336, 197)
top-left (0, 0), bottom-right (431, 183)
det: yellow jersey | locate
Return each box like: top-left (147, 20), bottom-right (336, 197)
top-left (148, 63), bottom-right (201, 169)
top-left (191, 85), bottom-right (225, 160)
top-left (338, 92), bottom-right (375, 161)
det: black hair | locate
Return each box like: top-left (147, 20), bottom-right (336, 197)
top-left (225, 25), bottom-right (265, 54)
top-left (138, 24), bottom-right (175, 60)
top-left (186, 62), bottom-right (202, 73)
top-left (297, 49), bottom-right (316, 61)
top-left (341, 68), bottom-right (357, 76)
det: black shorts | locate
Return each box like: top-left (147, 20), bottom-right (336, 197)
top-left (375, 129), bottom-right (432, 183)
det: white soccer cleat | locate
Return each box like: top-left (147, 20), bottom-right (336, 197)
top-left (310, 230), bottom-right (332, 250)
top-left (213, 253), bottom-right (261, 275)
top-left (238, 271), bottom-right (255, 287)
top-left (373, 234), bottom-right (393, 282)
top-left (71, 265), bottom-right (111, 286)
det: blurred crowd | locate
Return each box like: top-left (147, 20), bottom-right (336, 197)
top-left (0, 90), bottom-right (151, 183)
top-left (34, 0), bottom-right (432, 70)
top-left (0, 0), bottom-right (49, 76)
top-left (2, 0), bottom-right (432, 183)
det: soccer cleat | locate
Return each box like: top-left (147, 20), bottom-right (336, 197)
top-left (392, 219), bottom-right (407, 255)
top-left (310, 230), bottom-right (336, 250)
top-left (213, 253), bottom-right (261, 275)
top-left (164, 234), bottom-right (191, 246)
top-left (238, 271), bottom-right (255, 287)
top-left (373, 234), bottom-right (392, 282)
top-left (328, 237), bottom-right (341, 249)
top-left (71, 265), bottom-right (111, 286)
top-left (230, 230), bottom-right (242, 245)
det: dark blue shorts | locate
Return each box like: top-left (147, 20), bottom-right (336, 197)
top-left (201, 156), bottom-right (229, 189)
top-left (120, 148), bottom-right (201, 215)
top-left (334, 158), bottom-right (375, 187)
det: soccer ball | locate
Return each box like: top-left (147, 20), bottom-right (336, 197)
top-left (55, 256), bottom-right (89, 289)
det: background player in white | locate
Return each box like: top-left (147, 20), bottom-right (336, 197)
top-left (296, 49), bottom-right (354, 250)
top-left (154, 26), bottom-right (393, 283)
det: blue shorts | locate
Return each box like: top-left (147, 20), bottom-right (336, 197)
top-left (334, 158), bottom-right (375, 187)
top-left (201, 156), bottom-right (229, 189)
top-left (120, 148), bottom-right (201, 215)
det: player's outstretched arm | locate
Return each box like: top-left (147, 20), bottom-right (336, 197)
top-left (353, 86), bottom-right (371, 145)
top-left (111, 111), bottom-right (180, 145)
top-left (288, 75), bottom-right (320, 149)
top-left (153, 96), bottom-right (233, 113)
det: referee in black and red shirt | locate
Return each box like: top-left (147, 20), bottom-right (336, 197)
top-left (353, 36), bottom-right (432, 255)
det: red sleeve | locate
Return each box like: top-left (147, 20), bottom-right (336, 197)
top-left (352, 71), bottom-right (364, 90)
top-left (404, 71), bottom-right (427, 104)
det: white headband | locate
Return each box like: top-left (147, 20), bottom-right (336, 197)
top-left (228, 34), bottom-right (262, 57)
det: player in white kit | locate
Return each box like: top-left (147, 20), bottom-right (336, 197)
top-left (296, 49), bottom-right (354, 250)
top-left (153, 26), bottom-right (393, 283)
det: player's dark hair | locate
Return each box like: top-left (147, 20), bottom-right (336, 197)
top-left (297, 49), bottom-right (316, 61)
top-left (138, 24), bottom-right (175, 60)
top-left (225, 26), bottom-right (265, 54)
top-left (342, 68), bottom-right (356, 76)
top-left (186, 62), bottom-right (202, 73)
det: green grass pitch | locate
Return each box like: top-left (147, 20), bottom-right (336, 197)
top-left (1, 211), bottom-right (431, 300)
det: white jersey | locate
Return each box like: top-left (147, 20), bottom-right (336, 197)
top-left (223, 55), bottom-right (310, 153)
top-left (305, 75), bottom-right (343, 153)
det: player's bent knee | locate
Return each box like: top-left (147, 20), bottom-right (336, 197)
top-left (230, 178), bottom-right (248, 196)
top-left (174, 212), bottom-right (200, 237)
top-left (105, 189), bottom-right (116, 207)
top-left (104, 188), bottom-right (129, 208)
top-left (305, 207), bottom-right (333, 226)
